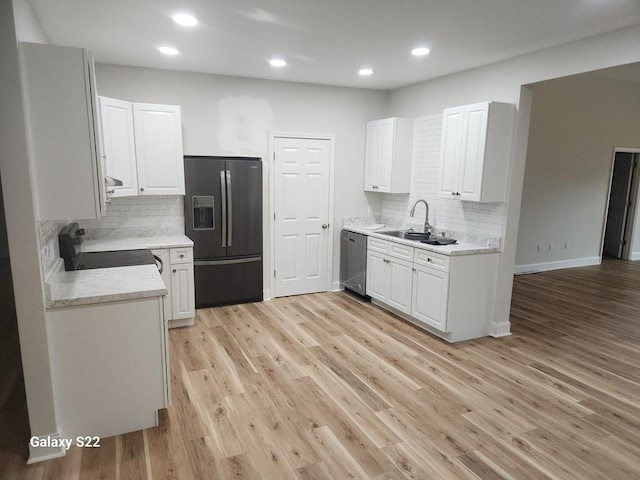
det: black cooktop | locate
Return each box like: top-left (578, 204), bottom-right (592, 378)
top-left (76, 250), bottom-right (156, 270)
top-left (59, 222), bottom-right (157, 271)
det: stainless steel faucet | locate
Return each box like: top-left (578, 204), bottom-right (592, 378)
top-left (410, 199), bottom-right (432, 233)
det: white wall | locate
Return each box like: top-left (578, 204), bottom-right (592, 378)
top-left (12, 0), bottom-right (48, 43)
top-left (388, 25), bottom-right (640, 335)
top-left (516, 75), bottom-right (640, 271)
top-left (94, 64), bottom-right (388, 291)
top-left (2, 0), bottom-right (60, 463)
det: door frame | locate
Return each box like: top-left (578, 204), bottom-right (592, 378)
top-left (601, 147), bottom-right (640, 260)
top-left (268, 132), bottom-right (336, 299)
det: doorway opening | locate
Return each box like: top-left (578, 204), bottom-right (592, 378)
top-left (602, 150), bottom-right (640, 259)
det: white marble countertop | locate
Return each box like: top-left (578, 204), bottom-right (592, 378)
top-left (47, 264), bottom-right (168, 308)
top-left (343, 226), bottom-right (499, 256)
top-left (81, 234), bottom-right (193, 253)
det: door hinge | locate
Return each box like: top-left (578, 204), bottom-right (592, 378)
top-left (274, 212), bottom-right (276, 221)
top-left (273, 152), bottom-right (276, 161)
top-left (274, 270), bottom-right (276, 277)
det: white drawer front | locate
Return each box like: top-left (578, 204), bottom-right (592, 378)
top-left (388, 242), bottom-right (414, 262)
top-left (368, 237), bottom-right (389, 254)
top-left (170, 247), bottom-right (193, 264)
top-left (414, 249), bottom-right (450, 272)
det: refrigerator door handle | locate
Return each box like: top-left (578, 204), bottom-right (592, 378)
top-left (226, 169), bottom-right (233, 247)
top-left (220, 170), bottom-right (227, 248)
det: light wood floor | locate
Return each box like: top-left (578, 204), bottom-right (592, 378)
top-left (2, 258), bottom-right (640, 479)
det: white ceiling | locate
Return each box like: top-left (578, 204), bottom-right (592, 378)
top-left (28, 0), bottom-right (640, 90)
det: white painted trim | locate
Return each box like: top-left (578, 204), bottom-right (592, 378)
top-left (331, 281), bottom-right (342, 292)
top-left (514, 256), bottom-right (601, 275)
top-left (630, 252), bottom-right (640, 261)
top-left (27, 432), bottom-right (66, 464)
top-left (491, 322), bottom-right (512, 338)
top-left (262, 288), bottom-right (272, 300)
top-left (269, 132), bottom-right (336, 299)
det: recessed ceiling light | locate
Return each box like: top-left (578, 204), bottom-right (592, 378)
top-left (359, 68), bottom-right (373, 76)
top-left (412, 47), bottom-right (430, 56)
top-left (158, 46), bottom-right (179, 56)
top-left (269, 59), bottom-right (287, 67)
top-left (172, 13), bottom-right (198, 27)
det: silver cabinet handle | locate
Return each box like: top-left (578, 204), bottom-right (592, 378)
top-left (106, 189), bottom-right (115, 194)
top-left (226, 169), bottom-right (232, 247)
top-left (220, 170), bottom-right (227, 248)
top-left (322, 223), bottom-right (329, 229)
top-left (140, 187), bottom-right (145, 192)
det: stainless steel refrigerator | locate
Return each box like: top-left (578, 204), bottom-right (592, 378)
top-left (184, 156), bottom-right (263, 307)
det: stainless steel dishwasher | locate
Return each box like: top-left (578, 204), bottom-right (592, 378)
top-left (340, 230), bottom-right (369, 298)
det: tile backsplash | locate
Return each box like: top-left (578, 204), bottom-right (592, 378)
top-left (372, 115), bottom-right (505, 247)
top-left (37, 196), bottom-right (185, 280)
top-left (77, 196), bottom-right (185, 240)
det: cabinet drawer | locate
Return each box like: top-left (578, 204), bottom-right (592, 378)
top-left (368, 237), bottom-right (389, 254)
top-left (414, 249), bottom-right (450, 272)
top-left (389, 242), bottom-right (413, 262)
top-left (170, 247), bottom-right (193, 264)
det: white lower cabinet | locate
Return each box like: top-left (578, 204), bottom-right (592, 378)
top-left (47, 296), bottom-right (169, 439)
top-left (411, 264), bottom-right (450, 332)
top-left (366, 237), bottom-right (498, 342)
top-left (152, 247), bottom-right (195, 328)
top-left (366, 249), bottom-right (413, 315)
top-left (388, 258), bottom-right (413, 315)
top-left (171, 262), bottom-right (195, 320)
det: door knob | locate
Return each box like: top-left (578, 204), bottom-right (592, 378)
top-left (322, 223), bottom-right (329, 229)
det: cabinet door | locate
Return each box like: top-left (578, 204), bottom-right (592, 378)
top-left (99, 96), bottom-right (138, 197)
top-left (459, 103), bottom-right (489, 201)
top-left (387, 257), bottom-right (413, 315)
top-left (20, 43), bottom-right (105, 220)
top-left (364, 121), bottom-right (382, 191)
top-left (438, 106), bottom-right (464, 199)
top-left (377, 118), bottom-right (395, 192)
top-left (411, 264), bottom-right (450, 332)
top-left (151, 249), bottom-right (172, 321)
top-left (171, 262), bottom-right (195, 320)
top-left (133, 103), bottom-right (185, 195)
top-left (366, 251), bottom-right (388, 302)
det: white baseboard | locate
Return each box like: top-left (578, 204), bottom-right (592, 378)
top-left (262, 289), bottom-right (272, 301)
top-left (514, 256), bottom-right (601, 275)
top-left (331, 281), bottom-right (342, 292)
top-left (491, 321), bottom-right (512, 338)
top-left (27, 432), bottom-right (66, 464)
top-left (630, 252), bottom-right (640, 261)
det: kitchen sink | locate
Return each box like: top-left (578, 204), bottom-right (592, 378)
top-left (379, 230), bottom-right (432, 241)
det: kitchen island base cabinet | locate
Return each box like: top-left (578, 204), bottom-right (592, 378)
top-left (47, 297), bottom-right (169, 440)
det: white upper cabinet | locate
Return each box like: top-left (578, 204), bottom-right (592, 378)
top-left (438, 102), bottom-right (515, 203)
top-left (133, 103), bottom-right (185, 196)
top-left (364, 117), bottom-right (413, 193)
top-left (20, 42), bottom-right (106, 220)
top-left (98, 97), bottom-right (138, 197)
top-left (99, 98), bottom-right (185, 197)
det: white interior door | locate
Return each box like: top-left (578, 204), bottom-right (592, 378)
top-left (274, 137), bottom-right (331, 297)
